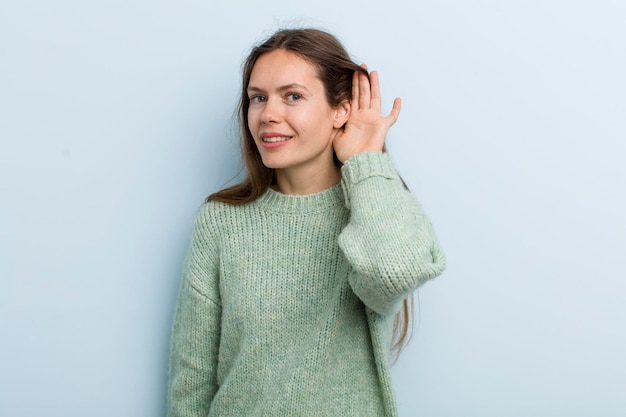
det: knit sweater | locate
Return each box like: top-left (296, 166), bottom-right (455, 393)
top-left (168, 152), bottom-right (446, 417)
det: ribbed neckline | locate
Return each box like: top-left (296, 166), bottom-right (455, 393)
top-left (255, 182), bottom-right (344, 214)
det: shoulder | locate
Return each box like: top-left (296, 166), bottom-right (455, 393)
top-left (194, 198), bottom-right (258, 236)
top-left (198, 199), bottom-right (230, 219)
top-left (194, 200), bottom-right (231, 234)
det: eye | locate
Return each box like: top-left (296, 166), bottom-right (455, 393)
top-left (285, 93), bottom-right (302, 102)
top-left (249, 95), bottom-right (266, 104)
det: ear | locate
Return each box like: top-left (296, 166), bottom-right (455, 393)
top-left (333, 100), bottom-right (351, 129)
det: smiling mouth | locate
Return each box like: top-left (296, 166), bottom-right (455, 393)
top-left (262, 136), bottom-right (292, 143)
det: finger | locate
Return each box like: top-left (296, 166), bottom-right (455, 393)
top-left (369, 71), bottom-right (382, 113)
top-left (385, 97), bottom-right (402, 126)
top-left (351, 70), bottom-right (360, 109)
top-left (358, 65), bottom-right (370, 109)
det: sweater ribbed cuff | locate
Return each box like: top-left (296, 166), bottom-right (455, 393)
top-left (340, 152), bottom-right (399, 208)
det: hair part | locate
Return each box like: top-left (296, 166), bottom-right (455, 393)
top-left (207, 28), bottom-right (413, 359)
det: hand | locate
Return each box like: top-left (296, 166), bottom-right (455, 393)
top-left (333, 66), bottom-right (401, 163)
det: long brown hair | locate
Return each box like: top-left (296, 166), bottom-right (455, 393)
top-left (208, 28), bottom-right (413, 358)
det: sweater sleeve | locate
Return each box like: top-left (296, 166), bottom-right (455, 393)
top-left (168, 204), bottom-right (221, 417)
top-left (338, 152), bottom-right (446, 316)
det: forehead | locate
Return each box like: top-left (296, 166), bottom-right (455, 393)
top-left (248, 49), bottom-right (321, 88)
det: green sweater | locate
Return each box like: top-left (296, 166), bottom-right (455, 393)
top-left (168, 152), bottom-right (446, 417)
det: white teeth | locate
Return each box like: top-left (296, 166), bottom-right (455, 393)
top-left (262, 136), bottom-right (291, 143)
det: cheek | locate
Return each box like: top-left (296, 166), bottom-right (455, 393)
top-left (310, 109), bottom-right (337, 134)
top-left (247, 109), bottom-right (259, 133)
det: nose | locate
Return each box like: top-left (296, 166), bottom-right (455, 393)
top-left (261, 97), bottom-right (281, 124)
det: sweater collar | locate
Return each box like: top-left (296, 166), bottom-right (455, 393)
top-left (255, 182), bottom-right (344, 214)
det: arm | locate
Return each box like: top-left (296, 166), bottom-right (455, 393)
top-left (168, 205), bottom-right (221, 417)
top-left (338, 151), bottom-right (446, 315)
top-left (333, 66), bottom-right (445, 315)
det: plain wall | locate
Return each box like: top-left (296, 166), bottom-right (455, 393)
top-left (1, 1), bottom-right (625, 416)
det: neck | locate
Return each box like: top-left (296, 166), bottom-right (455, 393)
top-left (274, 162), bottom-right (341, 195)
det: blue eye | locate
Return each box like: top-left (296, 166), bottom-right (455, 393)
top-left (286, 93), bottom-right (302, 102)
top-left (250, 95), bottom-right (266, 103)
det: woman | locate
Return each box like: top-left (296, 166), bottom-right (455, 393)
top-left (168, 28), bottom-right (445, 417)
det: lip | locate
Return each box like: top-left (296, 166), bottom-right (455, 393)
top-left (259, 132), bottom-right (293, 149)
top-left (260, 131), bottom-right (292, 139)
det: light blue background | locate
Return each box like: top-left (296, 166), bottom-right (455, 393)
top-left (1, 1), bottom-right (625, 416)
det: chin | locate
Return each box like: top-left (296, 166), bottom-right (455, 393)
top-left (260, 156), bottom-right (289, 170)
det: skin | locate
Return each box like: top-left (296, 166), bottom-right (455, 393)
top-left (247, 49), bottom-right (401, 195)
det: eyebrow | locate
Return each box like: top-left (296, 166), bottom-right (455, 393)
top-left (247, 83), bottom-right (311, 94)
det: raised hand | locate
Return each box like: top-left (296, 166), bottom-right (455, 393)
top-left (333, 67), bottom-right (401, 163)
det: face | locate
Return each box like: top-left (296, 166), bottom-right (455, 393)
top-left (247, 49), bottom-right (348, 178)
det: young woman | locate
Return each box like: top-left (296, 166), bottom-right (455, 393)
top-left (168, 28), bottom-right (445, 417)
